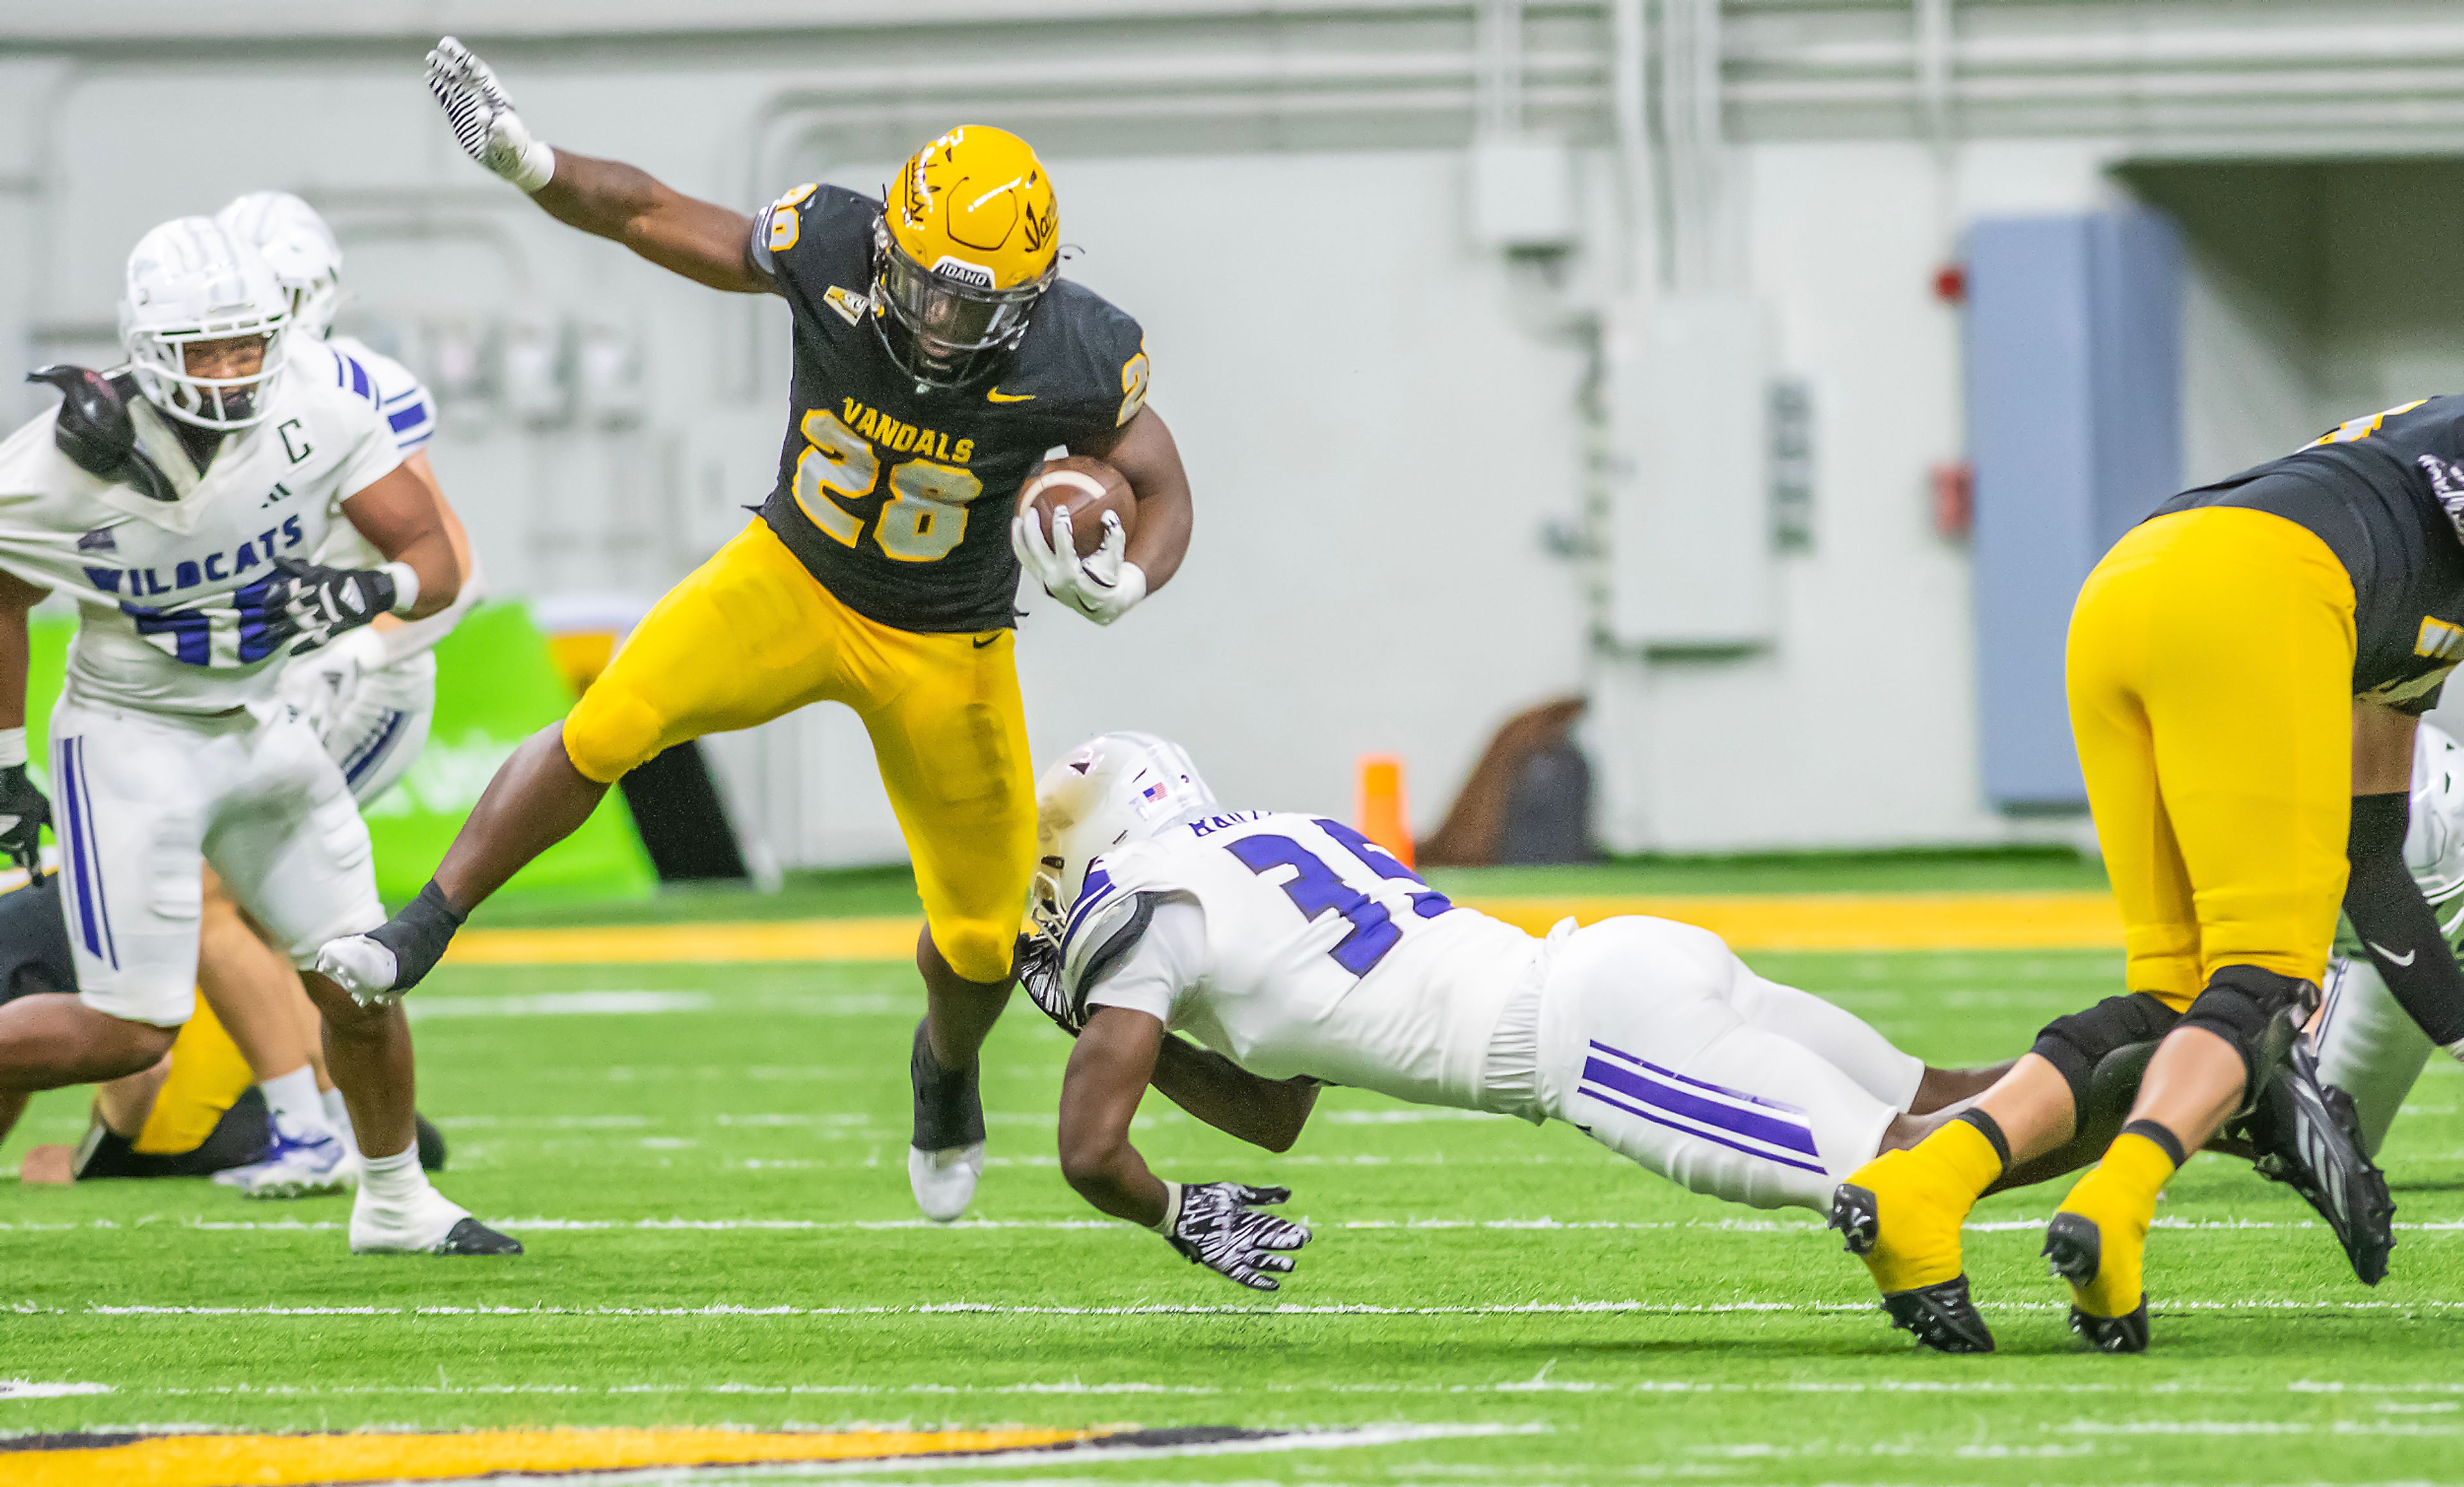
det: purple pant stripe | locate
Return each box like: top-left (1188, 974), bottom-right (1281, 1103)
top-left (1580, 1083), bottom-right (1829, 1177)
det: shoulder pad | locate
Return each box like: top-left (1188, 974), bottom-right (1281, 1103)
top-left (1060, 888), bottom-right (1163, 1018)
top-left (26, 366), bottom-right (176, 503)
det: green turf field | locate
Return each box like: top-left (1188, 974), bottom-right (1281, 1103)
top-left (3, 861), bottom-right (2457, 1484)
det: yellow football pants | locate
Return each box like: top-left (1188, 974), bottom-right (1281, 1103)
top-left (2066, 506), bottom-right (2357, 1009)
top-left (562, 521), bottom-right (1033, 983)
top-left (132, 998), bottom-right (254, 1155)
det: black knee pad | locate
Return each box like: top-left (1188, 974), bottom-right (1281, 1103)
top-left (2179, 964), bottom-right (2314, 1112)
top-left (2030, 992), bottom-right (2182, 1114)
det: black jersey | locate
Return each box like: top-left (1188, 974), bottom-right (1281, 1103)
top-left (748, 184), bottom-right (1151, 634)
top-left (2155, 397), bottom-right (2464, 714)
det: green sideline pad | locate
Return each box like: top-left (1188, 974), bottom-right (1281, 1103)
top-left (22, 604), bottom-right (652, 908)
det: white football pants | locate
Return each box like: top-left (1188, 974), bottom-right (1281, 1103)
top-left (1516, 917), bottom-right (1924, 1213)
top-left (2315, 955), bottom-right (2434, 1159)
top-left (49, 692), bottom-right (384, 1026)
top-left (281, 646), bottom-right (436, 806)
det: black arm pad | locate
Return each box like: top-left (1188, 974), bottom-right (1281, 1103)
top-left (2343, 790), bottom-right (2464, 1046)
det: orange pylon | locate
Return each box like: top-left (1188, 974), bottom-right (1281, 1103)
top-left (1355, 754), bottom-right (1414, 867)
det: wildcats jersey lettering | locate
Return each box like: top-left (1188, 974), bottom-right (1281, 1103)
top-left (750, 183), bottom-right (1150, 633)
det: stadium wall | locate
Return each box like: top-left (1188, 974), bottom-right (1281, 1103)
top-left (8, 4), bottom-right (2464, 862)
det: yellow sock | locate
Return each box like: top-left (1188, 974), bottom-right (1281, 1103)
top-left (1851, 1116), bottom-right (2004, 1294)
top-left (2053, 1129), bottom-right (2178, 1318)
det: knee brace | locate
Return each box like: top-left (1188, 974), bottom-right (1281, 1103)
top-left (1992, 994), bottom-right (2183, 1193)
top-left (2178, 964), bottom-right (2314, 1115)
top-left (2031, 992), bottom-right (2184, 1114)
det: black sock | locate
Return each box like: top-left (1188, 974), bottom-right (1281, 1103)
top-left (366, 879), bottom-right (467, 994)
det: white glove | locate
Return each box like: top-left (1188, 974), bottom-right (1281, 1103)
top-left (279, 625), bottom-right (386, 745)
top-left (1011, 506), bottom-right (1148, 626)
top-left (427, 37), bottom-right (556, 192)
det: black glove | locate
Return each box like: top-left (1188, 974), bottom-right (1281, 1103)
top-left (263, 557), bottom-right (401, 656)
top-left (1163, 1182), bottom-right (1310, 1291)
top-left (28, 366), bottom-right (176, 504)
top-left (1015, 933), bottom-right (1080, 1036)
top-left (0, 763), bottom-right (50, 872)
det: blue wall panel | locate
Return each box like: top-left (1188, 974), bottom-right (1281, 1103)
top-left (1967, 210), bottom-right (2183, 811)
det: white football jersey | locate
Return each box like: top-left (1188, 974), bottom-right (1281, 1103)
top-left (0, 373), bottom-right (401, 714)
top-left (295, 334), bottom-right (436, 572)
top-left (1066, 810), bottom-right (1541, 1110)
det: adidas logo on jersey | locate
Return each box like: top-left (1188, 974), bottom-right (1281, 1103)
top-left (76, 527), bottom-right (117, 554)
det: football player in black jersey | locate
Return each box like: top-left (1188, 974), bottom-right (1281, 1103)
top-left (1833, 402), bottom-right (2464, 1355)
top-left (318, 40), bottom-right (1195, 1223)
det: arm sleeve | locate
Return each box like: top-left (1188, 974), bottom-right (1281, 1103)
top-left (1083, 893), bottom-right (1206, 1024)
top-left (2344, 791), bottom-right (2464, 1047)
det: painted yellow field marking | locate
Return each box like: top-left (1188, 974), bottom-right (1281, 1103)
top-left (443, 890), bottom-right (2122, 968)
top-left (11, 1425), bottom-right (1097, 1487)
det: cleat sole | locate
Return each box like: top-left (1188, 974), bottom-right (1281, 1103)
top-left (1828, 1184), bottom-right (1879, 1256)
top-left (1878, 1276), bottom-right (1995, 1354)
top-left (2042, 1211), bottom-right (2101, 1286)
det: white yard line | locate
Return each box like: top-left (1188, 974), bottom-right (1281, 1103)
top-left (9, 1214), bottom-right (2464, 1235)
top-left (0, 1381), bottom-right (110, 1398)
top-left (31, 1296), bottom-right (2464, 1320)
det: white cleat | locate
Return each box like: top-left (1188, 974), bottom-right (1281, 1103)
top-left (214, 1121), bottom-right (357, 1198)
top-left (908, 1143), bottom-right (985, 1224)
top-left (349, 1187), bottom-right (522, 1255)
top-left (314, 934), bottom-right (402, 1007)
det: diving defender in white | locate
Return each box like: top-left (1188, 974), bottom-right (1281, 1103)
top-left (1022, 733), bottom-right (1998, 1289)
top-left (0, 217), bottom-right (515, 1255)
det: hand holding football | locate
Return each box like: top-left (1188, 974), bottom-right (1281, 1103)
top-left (1017, 455), bottom-right (1136, 559)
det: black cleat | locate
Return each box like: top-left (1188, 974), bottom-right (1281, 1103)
top-left (1879, 1277), bottom-right (1996, 1354)
top-left (909, 1019), bottom-right (985, 1153)
top-left (2066, 1300), bottom-right (2150, 1353)
top-left (436, 1217), bottom-right (522, 1256)
top-left (2233, 1037), bottom-right (2395, 1285)
top-left (1831, 1184), bottom-right (1994, 1354)
top-left (2043, 1211), bottom-right (2146, 1354)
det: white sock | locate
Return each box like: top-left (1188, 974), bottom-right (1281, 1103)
top-left (359, 1143), bottom-right (429, 1207)
top-left (261, 1066), bottom-right (332, 1137)
top-left (321, 1087), bottom-right (360, 1159)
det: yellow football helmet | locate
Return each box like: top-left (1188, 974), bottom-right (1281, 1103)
top-left (873, 126), bottom-right (1060, 389)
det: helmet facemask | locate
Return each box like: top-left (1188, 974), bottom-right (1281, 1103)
top-left (128, 323), bottom-right (289, 432)
top-left (871, 217), bottom-right (1052, 391)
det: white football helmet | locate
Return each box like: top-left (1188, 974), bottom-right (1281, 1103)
top-left (1032, 732), bottom-right (1217, 944)
top-left (120, 217), bottom-right (291, 430)
top-left (216, 191), bottom-right (343, 340)
top-left (2408, 721), bottom-right (2464, 913)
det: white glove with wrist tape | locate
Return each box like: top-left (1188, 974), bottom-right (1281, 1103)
top-left (427, 37), bottom-right (556, 192)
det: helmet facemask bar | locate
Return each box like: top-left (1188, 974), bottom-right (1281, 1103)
top-left (128, 319), bottom-right (289, 432)
top-left (871, 220), bottom-right (1053, 389)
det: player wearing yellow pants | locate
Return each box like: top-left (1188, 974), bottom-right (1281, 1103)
top-left (318, 60), bottom-right (1195, 1224)
top-left (568, 520), bottom-right (1032, 981)
top-left (1835, 400), bottom-right (2464, 1354)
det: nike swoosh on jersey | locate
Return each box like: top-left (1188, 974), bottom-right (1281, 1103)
top-left (986, 387), bottom-right (1035, 403)
top-left (2367, 941), bottom-right (2418, 967)
top-left (973, 634), bottom-right (1000, 648)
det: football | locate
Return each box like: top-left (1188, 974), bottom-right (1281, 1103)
top-left (1017, 455), bottom-right (1136, 559)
